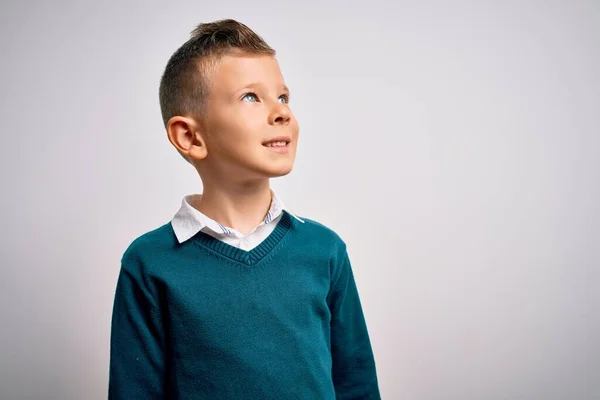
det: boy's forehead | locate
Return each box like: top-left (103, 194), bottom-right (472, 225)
top-left (211, 54), bottom-right (285, 91)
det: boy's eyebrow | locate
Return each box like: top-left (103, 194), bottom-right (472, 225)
top-left (234, 82), bottom-right (290, 93)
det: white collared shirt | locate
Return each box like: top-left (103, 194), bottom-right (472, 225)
top-left (171, 189), bottom-right (304, 251)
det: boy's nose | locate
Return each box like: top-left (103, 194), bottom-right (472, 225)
top-left (269, 104), bottom-right (291, 125)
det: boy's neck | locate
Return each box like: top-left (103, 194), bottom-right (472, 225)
top-left (193, 178), bottom-right (273, 236)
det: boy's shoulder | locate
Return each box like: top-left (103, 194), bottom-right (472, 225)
top-left (120, 222), bottom-right (176, 266)
top-left (293, 214), bottom-right (348, 252)
top-left (297, 215), bottom-right (342, 238)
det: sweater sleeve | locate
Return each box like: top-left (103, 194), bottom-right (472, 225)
top-left (327, 247), bottom-right (381, 399)
top-left (109, 250), bottom-right (166, 399)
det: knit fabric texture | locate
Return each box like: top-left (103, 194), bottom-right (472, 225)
top-left (109, 210), bottom-right (380, 399)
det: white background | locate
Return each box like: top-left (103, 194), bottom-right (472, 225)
top-left (1, 0), bottom-right (598, 398)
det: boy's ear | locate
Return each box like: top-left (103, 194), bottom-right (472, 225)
top-left (166, 116), bottom-right (208, 161)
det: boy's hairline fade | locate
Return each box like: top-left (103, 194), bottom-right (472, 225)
top-left (158, 19), bottom-right (276, 164)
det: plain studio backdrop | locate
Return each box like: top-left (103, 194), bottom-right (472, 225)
top-left (1, 0), bottom-right (598, 399)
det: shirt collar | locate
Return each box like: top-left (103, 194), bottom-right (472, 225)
top-left (171, 189), bottom-right (304, 243)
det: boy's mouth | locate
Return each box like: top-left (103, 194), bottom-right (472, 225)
top-left (263, 141), bottom-right (290, 153)
top-left (262, 136), bottom-right (291, 153)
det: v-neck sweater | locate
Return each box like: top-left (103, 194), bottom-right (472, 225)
top-left (109, 210), bottom-right (380, 399)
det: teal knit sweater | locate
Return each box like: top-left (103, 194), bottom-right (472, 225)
top-left (109, 211), bottom-right (380, 399)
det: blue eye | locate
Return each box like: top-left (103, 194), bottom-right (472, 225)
top-left (279, 94), bottom-right (290, 104)
top-left (242, 93), bottom-right (258, 102)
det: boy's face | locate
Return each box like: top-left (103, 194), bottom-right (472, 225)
top-left (198, 54), bottom-right (299, 180)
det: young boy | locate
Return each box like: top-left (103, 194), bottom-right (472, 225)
top-left (109, 19), bottom-right (380, 399)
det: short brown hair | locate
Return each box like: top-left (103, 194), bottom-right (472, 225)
top-left (159, 19), bottom-right (276, 162)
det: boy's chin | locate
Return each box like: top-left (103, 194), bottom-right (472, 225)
top-left (264, 167), bottom-right (293, 178)
top-left (259, 164), bottom-right (294, 178)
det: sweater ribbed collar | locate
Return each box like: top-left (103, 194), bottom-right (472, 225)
top-left (191, 210), bottom-right (296, 266)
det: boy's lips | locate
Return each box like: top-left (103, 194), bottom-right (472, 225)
top-left (262, 135), bottom-right (291, 146)
top-left (264, 142), bottom-right (290, 154)
top-left (262, 135), bottom-right (291, 154)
